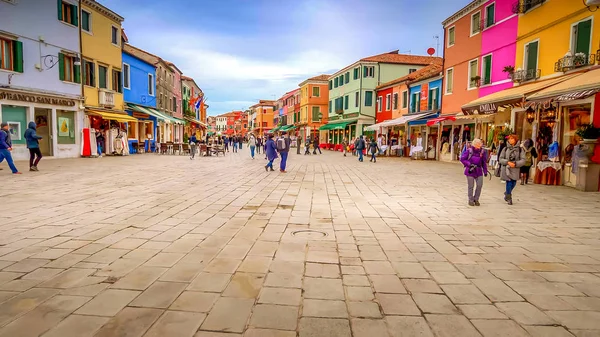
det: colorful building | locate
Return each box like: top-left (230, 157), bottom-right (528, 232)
top-left (299, 75), bottom-right (329, 140)
top-left (181, 76), bottom-right (206, 139)
top-left (250, 100), bottom-right (276, 135)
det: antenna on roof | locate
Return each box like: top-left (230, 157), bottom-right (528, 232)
top-left (433, 36), bottom-right (440, 57)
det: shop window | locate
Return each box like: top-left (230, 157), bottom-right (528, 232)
top-left (0, 38), bottom-right (23, 73)
top-left (112, 69), bottom-right (122, 93)
top-left (447, 26), bottom-right (455, 47)
top-left (58, 0), bottom-right (78, 26)
top-left (98, 65), bottom-right (108, 89)
top-left (83, 60), bottom-right (95, 86)
top-left (59, 53), bottom-right (80, 83)
top-left (127, 121), bottom-right (137, 139)
top-left (312, 86), bottom-right (320, 97)
top-left (57, 110), bottom-right (75, 144)
top-left (1, 105), bottom-right (26, 145)
top-left (144, 121), bottom-right (153, 139)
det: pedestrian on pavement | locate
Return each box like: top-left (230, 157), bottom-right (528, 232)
top-left (342, 136), bottom-right (349, 157)
top-left (233, 136), bottom-right (238, 153)
top-left (277, 131), bottom-right (291, 173)
top-left (239, 135), bottom-right (243, 150)
top-left (224, 136), bottom-right (229, 152)
top-left (296, 135), bottom-right (302, 155)
top-left (369, 137), bottom-right (379, 163)
top-left (248, 134), bottom-right (256, 159)
top-left (264, 136), bottom-right (268, 160)
top-left (313, 136), bottom-right (321, 155)
top-left (265, 134), bottom-right (277, 172)
top-left (304, 136), bottom-right (311, 155)
top-left (499, 134), bottom-right (525, 205)
top-left (520, 138), bottom-right (537, 185)
top-left (189, 133), bottom-right (197, 160)
top-left (460, 138), bottom-right (488, 206)
top-left (24, 121), bottom-right (43, 171)
top-left (256, 136), bottom-right (263, 155)
top-left (355, 135), bottom-right (366, 162)
top-left (0, 122), bottom-right (21, 174)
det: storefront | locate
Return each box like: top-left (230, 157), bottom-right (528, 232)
top-left (0, 88), bottom-right (83, 160)
top-left (85, 108), bottom-right (138, 156)
top-left (319, 118), bottom-right (358, 149)
top-left (126, 103), bottom-right (174, 152)
top-left (365, 111), bottom-right (436, 157)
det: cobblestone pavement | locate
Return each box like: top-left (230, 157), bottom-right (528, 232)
top-left (1, 148), bottom-right (600, 337)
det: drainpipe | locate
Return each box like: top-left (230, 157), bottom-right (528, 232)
top-left (358, 64), bottom-right (363, 137)
top-left (78, 0), bottom-right (84, 101)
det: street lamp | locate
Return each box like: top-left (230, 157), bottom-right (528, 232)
top-left (318, 113), bottom-right (323, 121)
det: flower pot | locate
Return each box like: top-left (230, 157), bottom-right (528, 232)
top-left (580, 139), bottom-right (598, 159)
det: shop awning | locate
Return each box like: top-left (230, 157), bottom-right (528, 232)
top-left (184, 116), bottom-right (207, 127)
top-left (526, 68), bottom-right (600, 102)
top-left (269, 126), bottom-right (281, 133)
top-left (126, 103), bottom-right (168, 123)
top-left (426, 115), bottom-right (456, 126)
top-left (86, 110), bottom-right (138, 123)
top-left (279, 125), bottom-right (294, 131)
top-left (364, 121), bottom-right (388, 131)
top-left (319, 118), bottom-right (358, 131)
top-left (145, 107), bottom-right (173, 124)
top-left (408, 112), bottom-right (440, 126)
top-left (379, 112), bottom-right (436, 127)
top-left (461, 74), bottom-right (580, 114)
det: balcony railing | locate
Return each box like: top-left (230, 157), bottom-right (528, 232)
top-left (510, 69), bottom-right (541, 82)
top-left (554, 53), bottom-right (596, 72)
top-left (98, 89), bottom-right (115, 107)
top-left (512, 0), bottom-right (545, 14)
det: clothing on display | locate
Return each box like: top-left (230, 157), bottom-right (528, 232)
top-left (571, 144), bottom-right (590, 174)
top-left (548, 141), bottom-right (559, 161)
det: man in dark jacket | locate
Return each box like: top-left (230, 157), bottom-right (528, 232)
top-left (0, 122), bottom-right (21, 174)
top-left (24, 121), bottom-right (43, 171)
top-left (189, 134), bottom-right (197, 160)
top-left (313, 136), bottom-right (321, 154)
top-left (355, 135), bottom-right (366, 162)
top-left (296, 135), bottom-right (302, 155)
top-left (277, 131), bottom-right (292, 173)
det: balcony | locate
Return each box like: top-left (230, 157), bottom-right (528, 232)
top-left (98, 89), bottom-right (115, 107)
top-left (510, 69), bottom-right (541, 83)
top-left (554, 53), bottom-right (596, 72)
top-left (512, 0), bottom-right (545, 14)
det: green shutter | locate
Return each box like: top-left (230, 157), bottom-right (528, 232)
top-left (484, 56), bottom-right (492, 84)
top-left (345, 72), bottom-right (349, 84)
top-left (428, 90), bottom-right (433, 110)
top-left (344, 95), bottom-right (348, 109)
top-left (363, 66), bottom-right (368, 77)
top-left (12, 41), bottom-right (23, 73)
top-left (334, 77), bottom-right (338, 88)
top-left (576, 20), bottom-right (592, 55)
top-left (58, 53), bottom-right (65, 81)
top-left (57, 0), bottom-right (62, 20)
top-left (354, 68), bottom-right (358, 79)
top-left (74, 63), bottom-right (81, 83)
top-left (329, 80), bottom-right (332, 90)
top-left (365, 91), bottom-right (373, 106)
top-left (81, 60), bottom-right (86, 84)
top-left (526, 42), bottom-right (538, 71)
top-left (486, 4), bottom-right (494, 27)
top-left (411, 94), bottom-right (415, 112)
top-left (71, 4), bottom-right (78, 26)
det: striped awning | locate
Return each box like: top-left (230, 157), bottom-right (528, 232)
top-left (555, 88), bottom-right (600, 102)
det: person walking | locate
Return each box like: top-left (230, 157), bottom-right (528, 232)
top-left (342, 136), bottom-right (349, 157)
top-left (296, 135), bottom-right (302, 155)
top-left (248, 134), bottom-right (257, 159)
top-left (499, 134), bottom-right (525, 205)
top-left (520, 138), bottom-right (537, 185)
top-left (313, 136), bottom-right (321, 155)
top-left (256, 136), bottom-right (263, 155)
top-left (368, 137), bottom-right (379, 163)
top-left (223, 136), bottom-right (229, 152)
top-left (24, 121), bottom-right (43, 171)
top-left (189, 133), bottom-right (197, 160)
top-left (233, 135), bottom-right (238, 153)
top-left (355, 135), bottom-right (366, 162)
top-left (277, 131), bottom-right (291, 173)
top-left (265, 134), bottom-right (277, 172)
top-left (304, 136), bottom-right (311, 155)
top-left (239, 135), bottom-right (243, 150)
top-left (460, 138), bottom-right (488, 206)
top-left (0, 122), bottom-right (21, 174)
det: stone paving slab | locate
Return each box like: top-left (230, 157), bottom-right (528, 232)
top-left (1, 150), bottom-right (600, 336)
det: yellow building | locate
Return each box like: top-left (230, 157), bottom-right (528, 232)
top-left (80, 0), bottom-right (133, 127)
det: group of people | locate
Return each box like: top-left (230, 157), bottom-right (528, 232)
top-left (246, 132), bottom-right (291, 172)
top-left (460, 134), bottom-right (537, 206)
top-left (0, 121), bottom-right (43, 175)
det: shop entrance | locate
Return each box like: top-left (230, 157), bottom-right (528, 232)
top-left (34, 108), bottom-right (53, 156)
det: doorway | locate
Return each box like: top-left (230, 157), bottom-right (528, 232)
top-left (34, 108), bottom-right (53, 156)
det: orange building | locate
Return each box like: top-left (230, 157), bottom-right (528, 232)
top-left (441, 0), bottom-right (484, 115)
top-left (298, 74), bottom-right (330, 139)
top-left (250, 100), bottom-right (276, 135)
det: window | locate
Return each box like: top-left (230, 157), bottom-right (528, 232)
top-left (262, 122), bottom-right (267, 127)
top-left (98, 65), bottom-right (107, 88)
top-left (148, 74), bottom-right (154, 96)
top-left (409, 68), bottom-right (417, 73)
top-left (485, 3), bottom-right (495, 28)
top-left (353, 67), bottom-right (360, 79)
top-left (329, 100), bottom-right (332, 113)
top-left (58, 0), bottom-right (78, 26)
top-left (344, 95), bottom-right (349, 109)
top-left (312, 106), bottom-right (320, 121)
top-left (447, 27), bottom-right (455, 47)
top-left (334, 77), bottom-right (338, 88)
top-left (445, 68), bottom-right (454, 94)
top-left (385, 94), bottom-right (391, 110)
top-left (329, 80), bottom-right (332, 90)
top-left (572, 19), bottom-right (592, 55)
top-left (81, 10), bottom-right (91, 32)
top-left (339, 74), bottom-right (344, 86)
top-left (83, 60), bottom-right (95, 86)
top-left (59, 53), bottom-right (79, 83)
top-left (482, 54), bottom-right (492, 85)
top-left (355, 92), bottom-right (359, 107)
top-left (411, 92), bottom-right (421, 113)
top-left (172, 98), bottom-right (177, 112)
top-left (0, 38), bottom-right (23, 72)
top-left (402, 91), bottom-right (408, 108)
top-left (123, 63), bottom-right (130, 89)
top-left (377, 96), bottom-right (382, 112)
top-left (471, 11), bottom-right (481, 35)
top-left (345, 71), bottom-right (350, 84)
top-left (428, 88), bottom-right (439, 110)
top-left (524, 41), bottom-right (538, 72)
top-left (312, 86), bottom-right (320, 97)
top-left (365, 91), bottom-right (373, 106)
top-left (468, 59), bottom-right (479, 89)
top-left (111, 26), bottom-right (119, 45)
top-left (363, 66), bottom-right (375, 78)
top-left (112, 69), bottom-right (122, 93)
top-left (393, 93), bottom-right (398, 110)
top-left (334, 97), bottom-right (343, 112)
top-left (127, 120), bottom-right (137, 139)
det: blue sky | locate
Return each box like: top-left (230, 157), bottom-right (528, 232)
top-left (102, 0), bottom-right (470, 116)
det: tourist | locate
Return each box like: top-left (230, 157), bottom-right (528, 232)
top-left (355, 135), bottom-right (366, 162)
top-left (189, 133), bottom-right (197, 160)
top-left (460, 138), bottom-right (488, 206)
top-left (520, 138), bottom-right (537, 185)
top-left (304, 136), bottom-right (311, 155)
top-left (265, 134), bottom-right (277, 172)
top-left (24, 121), bottom-right (43, 171)
top-left (369, 137), bottom-right (379, 163)
top-left (233, 135), bottom-right (238, 153)
top-left (96, 126), bottom-right (105, 157)
top-left (248, 134), bottom-right (256, 159)
top-left (313, 136), bottom-right (321, 155)
top-left (0, 122), bottom-right (21, 174)
top-left (256, 136), bottom-right (263, 155)
top-left (277, 131), bottom-right (291, 173)
top-left (499, 134), bottom-right (525, 205)
top-left (296, 135), bottom-right (302, 155)
top-left (223, 136), bottom-right (229, 152)
top-left (239, 135), bottom-right (243, 150)
top-left (342, 136), bottom-right (349, 157)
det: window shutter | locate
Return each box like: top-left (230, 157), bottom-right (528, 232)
top-left (363, 66), bottom-right (367, 77)
top-left (12, 41), bottom-right (24, 73)
top-left (58, 53), bottom-right (65, 81)
top-left (526, 42), bottom-right (538, 71)
top-left (428, 90), bottom-right (433, 110)
top-left (576, 20), bottom-right (592, 55)
top-left (74, 63), bottom-right (81, 83)
top-left (484, 56), bottom-right (492, 84)
top-left (345, 72), bottom-right (349, 84)
top-left (57, 0), bottom-right (63, 20)
top-left (81, 60), bottom-right (86, 83)
top-left (71, 4), bottom-right (78, 26)
top-left (344, 96), bottom-right (348, 109)
top-left (486, 4), bottom-right (494, 27)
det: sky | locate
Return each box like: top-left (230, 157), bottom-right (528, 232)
top-left (102, 0), bottom-right (470, 116)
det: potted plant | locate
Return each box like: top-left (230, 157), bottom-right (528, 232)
top-left (573, 52), bottom-right (587, 66)
top-left (575, 123), bottom-right (600, 143)
top-left (470, 75), bottom-right (481, 87)
top-left (502, 65), bottom-right (515, 74)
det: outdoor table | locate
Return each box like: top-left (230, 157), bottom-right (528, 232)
top-left (534, 161), bottom-right (562, 185)
top-left (175, 143), bottom-right (183, 155)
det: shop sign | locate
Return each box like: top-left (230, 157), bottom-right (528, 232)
top-left (420, 83), bottom-right (429, 112)
top-left (478, 103), bottom-right (497, 114)
top-left (0, 90), bottom-right (77, 107)
top-left (345, 112), bottom-right (358, 118)
top-left (132, 112), bottom-right (149, 119)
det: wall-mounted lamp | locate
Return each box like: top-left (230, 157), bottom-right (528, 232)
top-left (526, 107), bottom-right (535, 124)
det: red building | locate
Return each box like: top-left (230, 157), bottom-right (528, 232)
top-left (219, 110), bottom-right (247, 136)
top-left (375, 87), bottom-right (394, 123)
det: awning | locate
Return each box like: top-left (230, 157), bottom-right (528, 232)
top-left (184, 116), bottom-right (206, 127)
top-left (126, 103), bottom-right (169, 123)
top-left (426, 115), bottom-right (456, 126)
top-left (364, 121), bottom-right (388, 131)
top-left (269, 126), bottom-right (281, 133)
top-left (146, 108), bottom-right (174, 124)
top-left (408, 112), bottom-right (440, 126)
top-left (280, 125), bottom-right (295, 131)
top-left (526, 68), bottom-right (600, 102)
top-left (86, 109), bottom-right (138, 123)
top-left (379, 112), bottom-right (436, 127)
top-left (461, 74), bottom-right (580, 114)
top-left (319, 118), bottom-right (358, 131)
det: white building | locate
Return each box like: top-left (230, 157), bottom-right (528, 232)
top-left (216, 116), bottom-right (227, 132)
top-left (0, 0), bottom-right (84, 160)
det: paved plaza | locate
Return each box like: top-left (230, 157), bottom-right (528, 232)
top-left (1, 148), bottom-right (600, 337)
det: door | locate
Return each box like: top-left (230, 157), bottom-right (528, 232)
top-left (34, 108), bottom-right (53, 156)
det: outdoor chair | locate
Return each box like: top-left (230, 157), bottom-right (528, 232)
top-left (182, 143), bottom-right (190, 155)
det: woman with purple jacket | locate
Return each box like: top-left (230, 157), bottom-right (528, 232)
top-left (264, 134), bottom-right (277, 172)
top-left (460, 138), bottom-right (489, 206)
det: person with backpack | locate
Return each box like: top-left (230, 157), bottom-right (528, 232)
top-left (369, 137), bottom-right (379, 163)
top-left (0, 122), bottom-right (21, 174)
top-left (460, 138), bottom-right (489, 206)
top-left (277, 131), bottom-right (291, 173)
top-left (188, 133), bottom-right (197, 160)
top-left (355, 135), bottom-right (366, 162)
top-left (499, 134), bottom-right (525, 205)
top-left (265, 134), bottom-right (277, 172)
top-left (520, 138), bottom-right (537, 185)
top-left (24, 121), bottom-right (43, 171)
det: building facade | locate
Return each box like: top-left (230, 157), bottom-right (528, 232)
top-left (250, 100), bottom-right (276, 135)
top-left (299, 75), bottom-right (329, 140)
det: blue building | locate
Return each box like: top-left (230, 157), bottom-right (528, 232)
top-left (406, 70), bottom-right (443, 159)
